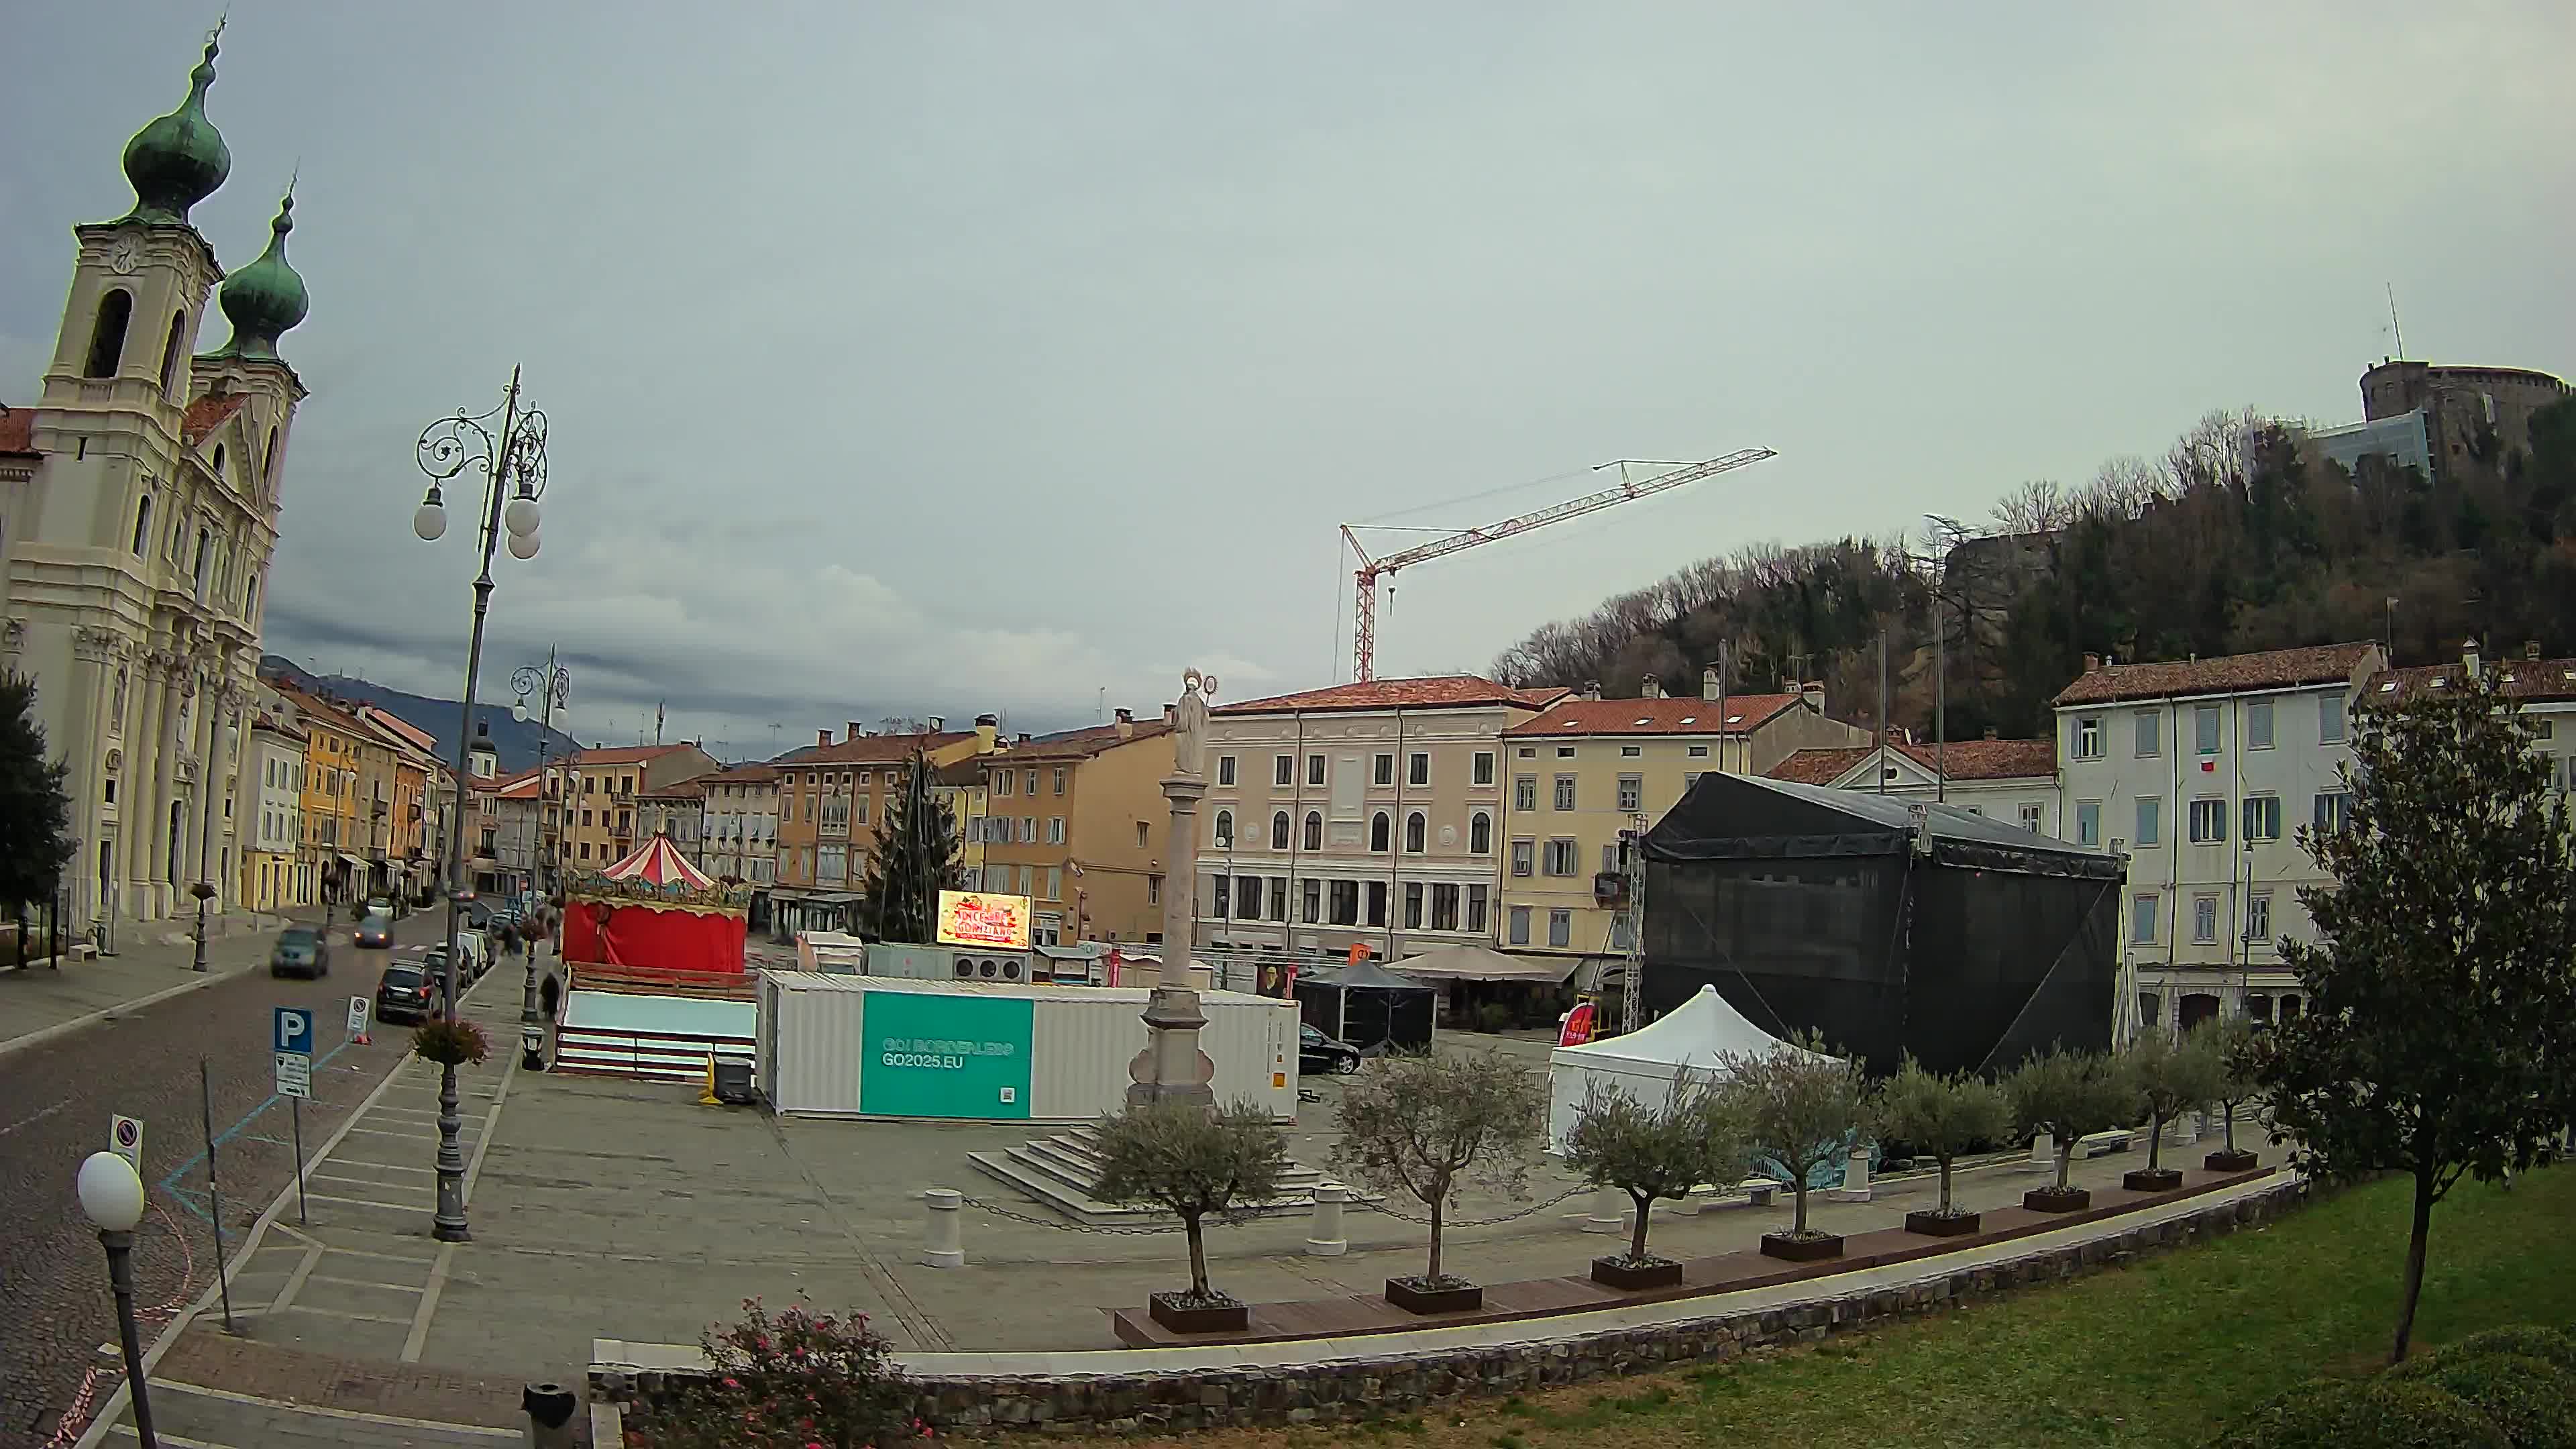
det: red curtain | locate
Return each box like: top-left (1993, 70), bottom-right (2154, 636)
top-left (563, 902), bottom-right (745, 975)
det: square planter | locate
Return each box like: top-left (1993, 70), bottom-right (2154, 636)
top-left (2204, 1148), bottom-right (2261, 1173)
top-left (2023, 1185), bottom-right (2092, 1214)
top-left (1384, 1276), bottom-right (1483, 1315)
top-left (2123, 1167), bottom-right (2184, 1193)
top-left (1904, 1209), bottom-right (1981, 1237)
top-left (1146, 1291), bottom-right (1248, 1335)
top-left (1760, 1231), bottom-right (1845, 1263)
top-left (1591, 1254), bottom-right (1684, 1291)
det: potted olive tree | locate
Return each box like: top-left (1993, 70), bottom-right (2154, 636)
top-left (2203, 1018), bottom-right (2264, 1172)
top-left (2005, 1046), bottom-right (2133, 1213)
top-left (1873, 1055), bottom-right (2010, 1236)
top-left (1719, 1032), bottom-right (1870, 1263)
top-left (1562, 1071), bottom-right (1751, 1289)
top-left (1093, 1099), bottom-right (1291, 1334)
top-left (1332, 1049), bottom-right (1545, 1314)
top-left (2121, 1026), bottom-right (2224, 1192)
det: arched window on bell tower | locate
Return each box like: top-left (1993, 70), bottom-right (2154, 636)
top-left (85, 290), bottom-right (133, 378)
top-left (158, 310), bottom-right (188, 396)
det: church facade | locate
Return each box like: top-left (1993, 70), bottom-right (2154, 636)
top-left (0, 30), bottom-right (312, 941)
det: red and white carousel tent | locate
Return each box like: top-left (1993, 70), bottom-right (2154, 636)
top-left (560, 833), bottom-right (748, 977)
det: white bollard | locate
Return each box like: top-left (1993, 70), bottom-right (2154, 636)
top-left (1827, 1144), bottom-right (1872, 1202)
top-left (2029, 1133), bottom-right (2055, 1171)
top-left (1581, 1185), bottom-right (1626, 1234)
top-left (920, 1187), bottom-right (965, 1269)
top-left (1305, 1182), bottom-right (1349, 1256)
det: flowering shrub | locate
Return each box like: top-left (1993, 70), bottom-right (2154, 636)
top-left (410, 1018), bottom-right (490, 1067)
top-left (637, 1299), bottom-right (914, 1449)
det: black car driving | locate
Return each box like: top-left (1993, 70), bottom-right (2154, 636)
top-left (376, 961), bottom-right (437, 1024)
top-left (1299, 1024), bottom-right (1363, 1075)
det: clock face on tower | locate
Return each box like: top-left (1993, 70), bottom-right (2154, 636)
top-left (109, 237), bottom-right (141, 275)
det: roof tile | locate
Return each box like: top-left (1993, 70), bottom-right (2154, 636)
top-left (1504, 694), bottom-right (1803, 738)
top-left (2367, 657), bottom-right (2576, 704)
top-left (2051, 643), bottom-right (2380, 707)
top-left (1766, 737), bottom-right (2057, 786)
top-left (0, 405), bottom-right (35, 458)
top-left (1217, 675), bottom-right (1566, 716)
top-left (180, 392), bottom-right (250, 445)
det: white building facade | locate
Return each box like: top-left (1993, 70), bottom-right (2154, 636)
top-left (2052, 643), bottom-right (2385, 1037)
top-left (700, 763), bottom-right (780, 887)
top-left (241, 716), bottom-right (307, 912)
top-left (1766, 735), bottom-right (2062, 837)
top-left (0, 35), bottom-right (310, 938)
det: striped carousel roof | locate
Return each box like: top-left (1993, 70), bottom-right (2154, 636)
top-left (596, 833), bottom-right (714, 890)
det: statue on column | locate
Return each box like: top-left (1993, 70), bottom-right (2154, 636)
top-left (1170, 668), bottom-right (1218, 777)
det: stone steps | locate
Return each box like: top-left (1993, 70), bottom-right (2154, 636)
top-left (966, 1127), bottom-right (1352, 1226)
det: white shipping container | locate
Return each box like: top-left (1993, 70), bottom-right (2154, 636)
top-left (757, 973), bottom-right (1298, 1122)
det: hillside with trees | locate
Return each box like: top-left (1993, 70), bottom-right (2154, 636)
top-left (1491, 396), bottom-right (2576, 741)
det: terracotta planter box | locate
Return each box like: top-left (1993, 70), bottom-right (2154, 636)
top-left (1384, 1277), bottom-right (1483, 1315)
top-left (2123, 1167), bottom-right (2184, 1193)
top-left (1591, 1255), bottom-right (1684, 1291)
top-left (1760, 1232), bottom-right (1845, 1263)
top-left (2204, 1148), bottom-right (2260, 1172)
top-left (1146, 1293), bottom-right (1248, 1335)
top-left (1904, 1209), bottom-right (1981, 1237)
top-left (2023, 1185), bottom-right (2092, 1214)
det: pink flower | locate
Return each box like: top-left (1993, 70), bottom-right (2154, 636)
top-left (721, 1377), bottom-right (741, 1390)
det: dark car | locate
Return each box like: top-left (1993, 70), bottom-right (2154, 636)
top-left (270, 926), bottom-right (331, 979)
top-left (1299, 1024), bottom-right (1363, 1076)
top-left (376, 963), bottom-right (437, 1024)
top-left (354, 912), bottom-right (394, 949)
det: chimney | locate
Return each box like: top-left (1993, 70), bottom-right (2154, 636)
top-left (2083, 653), bottom-right (2101, 672)
top-left (974, 712), bottom-right (999, 752)
top-left (2524, 640), bottom-right (2542, 661)
top-left (1016, 733), bottom-right (1031, 745)
top-left (1702, 666), bottom-right (1721, 701)
top-left (928, 716), bottom-right (945, 733)
top-left (847, 720), bottom-right (864, 742)
top-left (1641, 676), bottom-right (1664, 699)
top-left (1801, 682), bottom-right (1825, 713)
top-left (1163, 703), bottom-right (1177, 726)
top-left (817, 728), bottom-right (833, 747)
top-left (1581, 680), bottom-right (1602, 701)
top-left (2463, 637), bottom-right (2481, 676)
top-left (1114, 706), bottom-right (1134, 739)
top-left (1983, 726), bottom-right (1999, 740)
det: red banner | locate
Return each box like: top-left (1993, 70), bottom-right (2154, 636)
top-left (1558, 1000), bottom-right (1597, 1048)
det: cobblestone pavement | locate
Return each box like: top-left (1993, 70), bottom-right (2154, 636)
top-left (0, 909), bottom-right (471, 1449)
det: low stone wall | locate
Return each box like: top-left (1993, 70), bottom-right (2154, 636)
top-left (596, 1178), bottom-right (2307, 1436)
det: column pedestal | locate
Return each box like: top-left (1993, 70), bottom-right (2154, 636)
top-left (1127, 772), bottom-right (1214, 1110)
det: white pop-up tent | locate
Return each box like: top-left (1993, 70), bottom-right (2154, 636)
top-left (1546, 985), bottom-right (1840, 1151)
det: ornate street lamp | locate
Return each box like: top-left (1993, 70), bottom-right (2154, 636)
top-left (77, 1151), bottom-right (158, 1448)
top-left (512, 651), bottom-right (570, 1069)
top-left (411, 368), bottom-right (549, 1243)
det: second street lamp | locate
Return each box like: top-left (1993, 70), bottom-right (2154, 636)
top-left (411, 366), bottom-right (550, 1243)
top-left (512, 651), bottom-right (570, 1070)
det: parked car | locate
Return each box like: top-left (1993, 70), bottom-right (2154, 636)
top-left (353, 911), bottom-right (394, 949)
top-left (376, 962), bottom-right (437, 1024)
top-left (1299, 1023), bottom-right (1364, 1076)
top-left (455, 928), bottom-right (493, 981)
top-left (269, 926), bottom-right (331, 979)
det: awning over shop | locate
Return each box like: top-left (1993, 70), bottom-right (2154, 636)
top-left (335, 853), bottom-right (368, 874)
top-left (1389, 943), bottom-right (1583, 984)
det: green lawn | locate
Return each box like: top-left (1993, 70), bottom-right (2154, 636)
top-left (1210, 1166), bottom-right (2576, 1449)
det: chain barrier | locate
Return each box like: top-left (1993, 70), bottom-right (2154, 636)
top-left (1352, 1184), bottom-right (1589, 1228)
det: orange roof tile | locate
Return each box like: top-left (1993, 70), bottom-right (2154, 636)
top-left (1505, 694), bottom-right (1802, 738)
top-left (788, 731), bottom-right (974, 766)
top-left (0, 405), bottom-right (36, 457)
top-left (571, 744), bottom-right (695, 766)
top-left (702, 763), bottom-right (780, 784)
top-left (180, 393), bottom-right (250, 445)
top-left (2367, 656), bottom-right (2576, 704)
top-left (1216, 675), bottom-right (1566, 716)
top-left (989, 720), bottom-right (1172, 762)
top-left (2052, 643), bottom-right (2379, 707)
top-left (1766, 737), bottom-right (2058, 787)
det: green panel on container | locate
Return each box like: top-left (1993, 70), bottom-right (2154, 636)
top-left (860, 991), bottom-right (1034, 1119)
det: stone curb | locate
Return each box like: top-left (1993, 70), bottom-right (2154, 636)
top-left (595, 1177), bottom-right (2308, 1436)
top-left (0, 955), bottom-right (264, 1063)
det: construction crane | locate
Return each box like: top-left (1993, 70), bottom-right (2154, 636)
top-left (1340, 448), bottom-right (1778, 681)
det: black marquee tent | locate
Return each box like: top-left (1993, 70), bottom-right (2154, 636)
top-left (1295, 960), bottom-right (1437, 1055)
top-left (1640, 771), bottom-right (2123, 1077)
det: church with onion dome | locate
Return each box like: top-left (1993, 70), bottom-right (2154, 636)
top-left (0, 25), bottom-right (314, 938)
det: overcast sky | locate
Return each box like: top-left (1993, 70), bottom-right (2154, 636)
top-left (6, 3), bottom-right (2570, 757)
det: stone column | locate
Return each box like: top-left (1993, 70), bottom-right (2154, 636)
top-left (1127, 670), bottom-right (1217, 1112)
top-left (136, 660), bottom-right (173, 916)
top-left (66, 631), bottom-right (115, 925)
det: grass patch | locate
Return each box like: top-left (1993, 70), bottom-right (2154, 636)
top-left (1126, 1167), bottom-right (2576, 1449)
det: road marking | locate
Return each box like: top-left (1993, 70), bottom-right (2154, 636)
top-left (341, 1125), bottom-right (437, 1140)
top-left (107, 1426), bottom-right (233, 1448)
top-left (266, 1242), bottom-right (323, 1315)
top-left (304, 1191), bottom-right (429, 1212)
top-left (459, 1047), bottom-right (520, 1208)
top-left (313, 1158), bottom-right (435, 1175)
top-left (402, 1242), bottom-right (455, 1362)
top-left (0, 1099), bottom-right (69, 1138)
top-left (279, 1302), bottom-right (413, 1325)
top-left (320, 1244), bottom-right (440, 1266)
top-left (152, 1379), bottom-right (521, 1437)
top-left (309, 1272), bottom-right (426, 1295)
top-left (311, 1169), bottom-right (429, 1190)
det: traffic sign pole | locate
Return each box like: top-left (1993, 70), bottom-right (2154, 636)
top-left (291, 1097), bottom-right (307, 1225)
top-left (199, 1059), bottom-right (235, 1334)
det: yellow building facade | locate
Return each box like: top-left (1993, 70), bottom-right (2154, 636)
top-left (975, 713), bottom-right (1173, 946)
